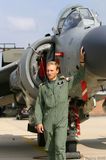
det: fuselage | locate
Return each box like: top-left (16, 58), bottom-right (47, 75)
top-left (53, 5), bottom-right (103, 98)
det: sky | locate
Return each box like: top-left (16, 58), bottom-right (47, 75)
top-left (0, 0), bottom-right (106, 48)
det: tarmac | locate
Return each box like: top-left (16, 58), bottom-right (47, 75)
top-left (0, 116), bottom-right (106, 160)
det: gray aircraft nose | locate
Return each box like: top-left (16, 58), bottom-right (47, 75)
top-left (82, 25), bottom-right (106, 77)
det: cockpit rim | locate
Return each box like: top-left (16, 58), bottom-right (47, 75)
top-left (52, 4), bottom-right (100, 34)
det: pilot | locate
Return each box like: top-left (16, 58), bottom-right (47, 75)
top-left (34, 61), bottom-right (84, 160)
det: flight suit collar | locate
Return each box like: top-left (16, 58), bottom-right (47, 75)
top-left (46, 77), bottom-right (61, 89)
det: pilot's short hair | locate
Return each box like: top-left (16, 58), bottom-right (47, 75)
top-left (47, 61), bottom-right (60, 70)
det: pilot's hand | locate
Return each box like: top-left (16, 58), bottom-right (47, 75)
top-left (35, 123), bottom-right (44, 133)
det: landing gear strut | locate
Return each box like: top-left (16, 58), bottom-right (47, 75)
top-left (66, 99), bottom-right (82, 159)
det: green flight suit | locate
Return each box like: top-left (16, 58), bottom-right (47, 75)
top-left (35, 66), bottom-right (84, 160)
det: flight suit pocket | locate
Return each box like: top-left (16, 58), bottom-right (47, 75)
top-left (57, 86), bottom-right (68, 103)
top-left (43, 91), bottom-right (55, 108)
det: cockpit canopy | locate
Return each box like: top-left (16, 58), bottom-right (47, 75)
top-left (52, 5), bottom-right (101, 34)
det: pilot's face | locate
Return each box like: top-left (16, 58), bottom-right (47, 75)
top-left (46, 64), bottom-right (59, 81)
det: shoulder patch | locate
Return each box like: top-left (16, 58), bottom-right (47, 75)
top-left (59, 75), bottom-right (66, 80)
top-left (39, 83), bottom-right (44, 87)
top-left (59, 75), bottom-right (71, 82)
top-left (65, 77), bottom-right (71, 82)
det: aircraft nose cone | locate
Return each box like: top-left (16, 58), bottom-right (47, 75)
top-left (82, 25), bottom-right (106, 77)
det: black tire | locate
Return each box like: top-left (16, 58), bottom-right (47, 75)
top-left (66, 141), bottom-right (77, 152)
top-left (37, 133), bottom-right (45, 147)
top-left (66, 151), bottom-right (81, 159)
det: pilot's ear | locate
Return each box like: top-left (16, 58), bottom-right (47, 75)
top-left (56, 68), bottom-right (59, 74)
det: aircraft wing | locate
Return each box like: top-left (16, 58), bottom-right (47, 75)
top-left (0, 61), bottom-right (19, 97)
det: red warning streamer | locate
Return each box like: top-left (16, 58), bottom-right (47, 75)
top-left (80, 80), bottom-right (88, 101)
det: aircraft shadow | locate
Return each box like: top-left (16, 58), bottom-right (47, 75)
top-left (0, 134), bottom-right (47, 159)
top-left (80, 138), bottom-right (106, 150)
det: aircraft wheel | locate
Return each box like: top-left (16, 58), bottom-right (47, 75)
top-left (66, 151), bottom-right (81, 159)
top-left (16, 114), bottom-right (22, 120)
top-left (66, 141), bottom-right (81, 159)
top-left (66, 141), bottom-right (77, 152)
top-left (37, 133), bottom-right (45, 146)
